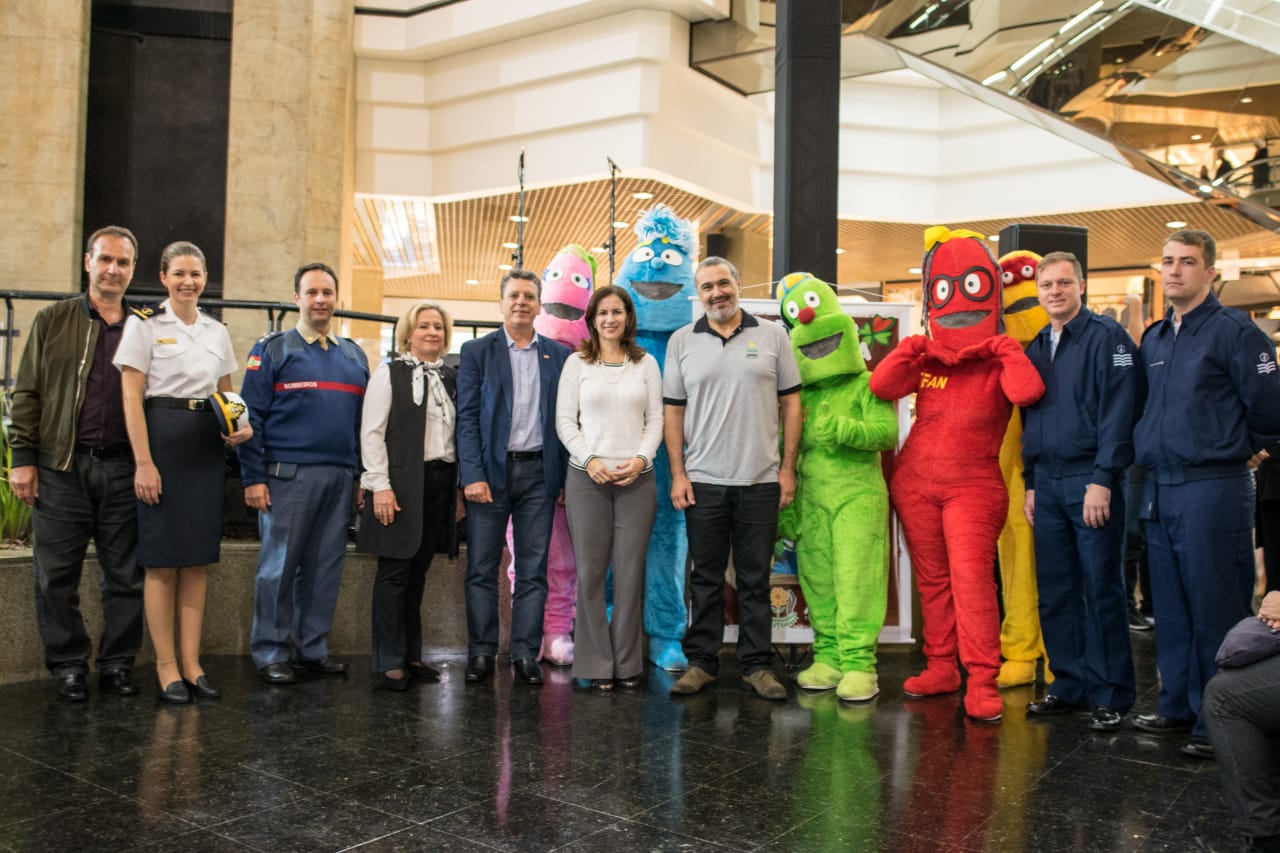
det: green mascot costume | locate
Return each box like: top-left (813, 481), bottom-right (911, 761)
top-left (778, 272), bottom-right (899, 701)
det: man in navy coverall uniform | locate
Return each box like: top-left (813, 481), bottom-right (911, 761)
top-left (1021, 251), bottom-right (1144, 732)
top-left (1131, 229), bottom-right (1280, 758)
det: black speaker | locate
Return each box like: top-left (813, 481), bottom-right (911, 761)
top-left (998, 223), bottom-right (1089, 273)
top-left (705, 233), bottom-right (728, 260)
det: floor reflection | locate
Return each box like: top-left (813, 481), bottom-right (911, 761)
top-left (0, 633), bottom-right (1241, 852)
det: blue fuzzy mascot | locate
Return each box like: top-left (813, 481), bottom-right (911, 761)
top-left (617, 204), bottom-right (699, 671)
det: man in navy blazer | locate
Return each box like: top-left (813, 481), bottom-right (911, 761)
top-left (456, 269), bottom-right (570, 685)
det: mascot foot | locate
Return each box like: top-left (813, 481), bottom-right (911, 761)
top-left (964, 680), bottom-right (1003, 722)
top-left (541, 634), bottom-right (574, 667)
top-left (648, 638), bottom-right (688, 673)
top-left (997, 659), bottom-right (1037, 689)
top-left (797, 662), bottom-right (841, 691)
top-left (903, 664), bottom-right (961, 698)
top-left (837, 671), bottom-right (879, 703)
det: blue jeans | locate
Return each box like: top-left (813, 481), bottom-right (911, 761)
top-left (465, 457), bottom-right (555, 659)
top-left (250, 464), bottom-right (354, 668)
top-left (682, 481), bottom-right (780, 675)
top-left (32, 453), bottom-right (142, 675)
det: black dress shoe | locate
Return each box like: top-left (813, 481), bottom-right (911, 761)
top-left (1089, 705), bottom-right (1122, 732)
top-left (159, 680), bottom-right (193, 705)
top-left (1181, 736), bottom-right (1216, 759)
top-left (1133, 712), bottom-right (1194, 734)
top-left (407, 662), bottom-right (440, 681)
top-left (99, 669), bottom-right (139, 696)
top-left (183, 675), bottom-right (222, 699)
top-left (377, 672), bottom-right (409, 692)
top-left (1027, 695), bottom-right (1075, 716)
top-left (590, 679), bottom-right (614, 692)
top-left (512, 657), bottom-right (543, 685)
top-left (293, 656), bottom-right (348, 675)
top-left (56, 672), bottom-right (88, 702)
top-left (258, 662), bottom-right (297, 685)
top-left (465, 655), bottom-right (494, 683)
top-left (617, 676), bottom-right (642, 689)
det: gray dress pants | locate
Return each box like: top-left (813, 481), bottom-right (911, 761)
top-left (564, 466), bottom-right (657, 680)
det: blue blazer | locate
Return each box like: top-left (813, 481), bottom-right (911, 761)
top-left (456, 328), bottom-right (570, 495)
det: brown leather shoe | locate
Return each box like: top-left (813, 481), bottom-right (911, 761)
top-left (670, 666), bottom-right (715, 695)
top-left (742, 669), bottom-right (787, 701)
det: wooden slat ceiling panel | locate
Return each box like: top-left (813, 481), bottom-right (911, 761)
top-left (356, 177), bottom-right (1280, 300)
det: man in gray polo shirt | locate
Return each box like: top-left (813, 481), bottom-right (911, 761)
top-left (664, 257), bottom-right (802, 699)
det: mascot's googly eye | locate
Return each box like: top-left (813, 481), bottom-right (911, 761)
top-left (784, 301), bottom-right (800, 320)
top-left (931, 277), bottom-right (952, 305)
top-left (963, 272), bottom-right (984, 295)
top-left (545, 269), bottom-right (563, 281)
top-left (660, 249), bottom-right (683, 266)
top-left (1002, 271), bottom-right (1014, 285)
top-left (570, 273), bottom-right (589, 289)
top-left (1021, 264), bottom-right (1035, 279)
top-left (803, 290), bottom-right (822, 308)
top-left (631, 246), bottom-right (655, 263)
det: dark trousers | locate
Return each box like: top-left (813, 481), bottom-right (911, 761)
top-left (32, 454), bottom-right (142, 675)
top-left (1143, 474), bottom-right (1255, 737)
top-left (1257, 499), bottom-right (1280, 595)
top-left (370, 461), bottom-right (456, 673)
top-left (1032, 474), bottom-right (1136, 712)
top-left (1204, 653), bottom-right (1280, 840)
top-left (464, 457), bottom-right (555, 659)
top-left (682, 481), bottom-right (780, 676)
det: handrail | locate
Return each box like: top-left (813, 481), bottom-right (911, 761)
top-left (1212, 156), bottom-right (1280, 192)
top-left (0, 291), bottom-right (502, 393)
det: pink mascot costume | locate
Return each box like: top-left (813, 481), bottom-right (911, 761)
top-left (869, 227), bottom-right (1044, 721)
top-left (505, 244), bottom-right (595, 665)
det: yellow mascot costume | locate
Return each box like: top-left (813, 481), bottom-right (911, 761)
top-left (996, 250), bottom-right (1053, 688)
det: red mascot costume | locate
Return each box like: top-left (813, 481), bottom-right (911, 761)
top-left (869, 226), bottom-right (1044, 721)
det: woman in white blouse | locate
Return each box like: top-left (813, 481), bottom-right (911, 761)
top-left (115, 242), bottom-right (252, 704)
top-left (556, 285), bottom-right (663, 690)
top-left (357, 302), bottom-right (458, 691)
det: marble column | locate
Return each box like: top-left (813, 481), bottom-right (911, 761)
top-left (0, 1), bottom-right (92, 357)
top-left (223, 0), bottom-right (355, 363)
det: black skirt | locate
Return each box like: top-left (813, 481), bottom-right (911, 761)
top-left (137, 405), bottom-right (225, 568)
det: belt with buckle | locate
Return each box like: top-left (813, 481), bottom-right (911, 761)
top-left (507, 450), bottom-right (542, 462)
top-left (145, 397), bottom-right (208, 412)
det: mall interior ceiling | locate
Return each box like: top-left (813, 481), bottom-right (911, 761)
top-left (353, 0), bottom-right (1280, 304)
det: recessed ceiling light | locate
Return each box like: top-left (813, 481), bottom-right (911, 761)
top-left (465, 279), bottom-right (480, 285)
top-left (835, 248), bottom-right (846, 255)
top-left (908, 267), bottom-right (923, 275)
top-left (1241, 96), bottom-right (1254, 104)
top-left (1190, 134), bottom-right (1203, 141)
top-left (632, 192), bottom-right (653, 200)
top-left (589, 246), bottom-right (607, 253)
top-left (612, 220), bottom-right (629, 229)
top-left (987, 234), bottom-right (1000, 242)
top-left (502, 241), bottom-right (518, 249)
top-left (1166, 220), bottom-right (1187, 228)
top-left (1198, 184), bottom-right (1213, 193)
top-left (498, 264), bottom-right (513, 270)
top-left (509, 215), bottom-right (529, 223)
top-left (1114, 57), bottom-right (1126, 63)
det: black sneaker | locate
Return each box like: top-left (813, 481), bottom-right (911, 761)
top-left (1127, 606), bottom-right (1153, 631)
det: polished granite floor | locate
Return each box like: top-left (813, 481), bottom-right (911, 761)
top-left (0, 632), bottom-right (1245, 852)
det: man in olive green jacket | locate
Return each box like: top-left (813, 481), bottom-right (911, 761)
top-left (10, 226), bottom-right (150, 702)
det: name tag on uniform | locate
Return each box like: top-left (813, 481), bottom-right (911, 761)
top-left (156, 337), bottom-right (178, 345)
